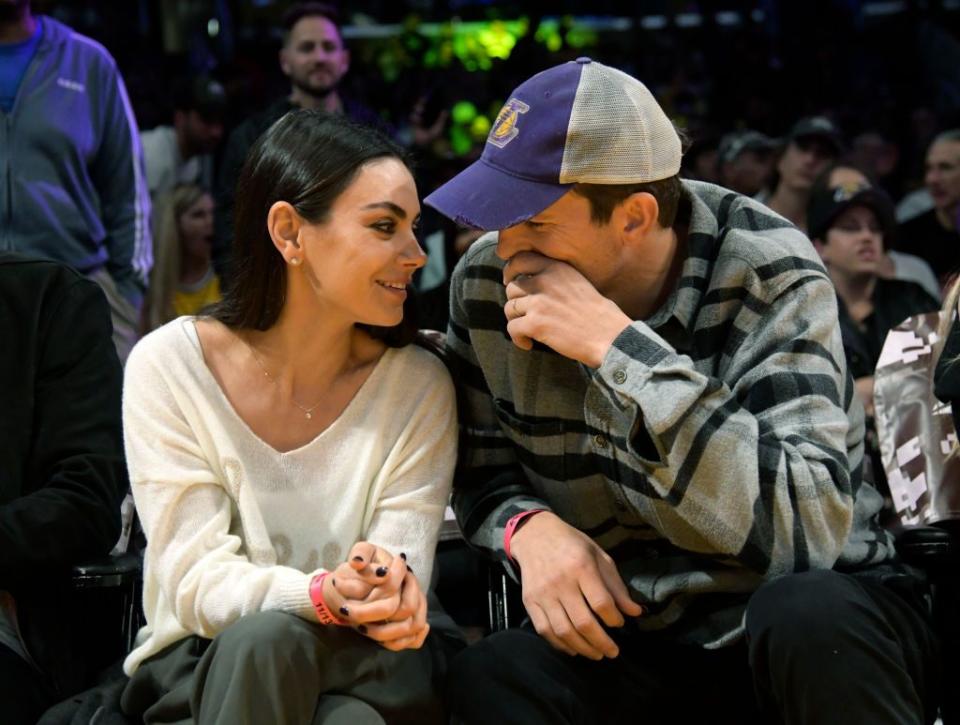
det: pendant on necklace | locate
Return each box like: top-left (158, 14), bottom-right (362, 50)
top-left (305, 412), bottom-right (312, 420)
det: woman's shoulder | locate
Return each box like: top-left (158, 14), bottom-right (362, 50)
top-left (127, 316), bottom-right (206, 379)
top-left (375, 341), bottom-right (455, 402)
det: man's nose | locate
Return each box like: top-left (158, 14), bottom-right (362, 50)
top-left (495, 226), bottom-right (524, 261)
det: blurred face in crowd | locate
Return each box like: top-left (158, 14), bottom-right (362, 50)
top-left (721, 149), bottom-right (775, 196)
top-left (925, 139), bottom-right (960, 216)
top-left (175, 110), bottom-right (224, 157)
top-left (816, 205), bottom-right (883, 279)
top-left (777, 137), bottom-right (837, 192)
top-left (828, 166), bottom-right (869, 188)
top-left (280, 15), bottom-right (349, 99)
top-left (178, 193), bottom-right (215, 261)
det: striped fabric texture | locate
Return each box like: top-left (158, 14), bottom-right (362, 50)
top-left (446, 180), bottom-right (896, 647)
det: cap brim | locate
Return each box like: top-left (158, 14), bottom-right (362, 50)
top-left (424, 158), bottom-right (571, 231)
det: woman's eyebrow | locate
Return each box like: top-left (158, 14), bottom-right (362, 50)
top-left (361, 201), bottom-right (407, 218)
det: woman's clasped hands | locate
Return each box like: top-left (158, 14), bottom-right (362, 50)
top-left (321, 541), bottom-right (429, 651)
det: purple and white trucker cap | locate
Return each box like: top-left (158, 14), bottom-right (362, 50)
top-left (424, 57), bottom-right (682, 231)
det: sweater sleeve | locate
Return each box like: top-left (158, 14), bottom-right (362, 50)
top-left (363, 353), bottom-right (457, 590)
top-left (123, 341), bottom-right (318, 638)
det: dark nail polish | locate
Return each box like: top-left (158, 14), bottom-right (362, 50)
top-left (406, 564), bottom-right (413, 572)
top-left (375, 566), bottom-right (388, 577)
top-left (400, 552), bottom-right (407, 560)
top-left (352, 556), bottom-right (364, 562)
top-left (331, 578), bottom-right (336, 586)
top-left (357, 625), bottom-right (367, 634)
top-left (339, 605), bottom-right (350, 616)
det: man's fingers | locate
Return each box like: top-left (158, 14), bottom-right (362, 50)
top-left (333, 576), bottom-right (373, 601)
top-left (559, 593), bottom-right (620, 659)
top-left (542, 600), bottom-right (606, 660)
top-left (506, 317), bottom-right (535, 351)
top-left (378, 623), bottom-right (430, 652)
top-left (596, 554), bottom-right (644, 617)
top-left (526, 602), bottom-right (576, 657)
top-left (503, 251), bottom-right (553, 284)
top-left (579, 574), bottom-right (625, 629)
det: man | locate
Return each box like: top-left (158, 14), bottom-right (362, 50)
top-left (213, 2), bottom-right (380, 279)
top-left (764, 115), bottom-right (843, 231)
top-left (141, 74), bottom-right (226, 204)
top-left (0, 253), bottom-right (127, 723)
top-left (0, 0), bottom-right (151, 362)
top-left (716, 129), bottom-right (777, 197)
top-left (896, 129), bottom-right (960, 286)
top-left (426, 59), bottom-right (939, 724)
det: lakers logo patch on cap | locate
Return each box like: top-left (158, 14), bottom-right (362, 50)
top-left (488, 98), bottom-right (530, 149)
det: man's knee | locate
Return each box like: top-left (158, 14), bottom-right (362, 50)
top-left (446, 630), bottom-right (544, 708)
top-left (746, 569), bottom-right (866, 653)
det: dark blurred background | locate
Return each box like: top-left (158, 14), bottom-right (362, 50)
top-left (29, 0), bottom-right (960, 201)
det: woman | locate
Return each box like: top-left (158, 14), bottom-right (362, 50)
top-left (120, 111), bottom-right (458, 724)
top-left (145, 184), bottom-right (220, 331)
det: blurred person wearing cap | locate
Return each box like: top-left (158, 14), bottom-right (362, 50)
top-left (764, 116), bottom-right (843, 231)
top-left (807, 169), bottom-right (938, 490)
top-left (896, 130), bottom-right (960, 286)
top-left (715, 130), bottom-right (777, 197)
top-left (0, 0), bottom-right (150, 363)
top-left (213, 2), bottom-right (382, 283)
top-left (821, 165), bottom-right (941, 302)
top-left (141, 75), bottom-right (226, 207)
top-left (428, 59), bottom-right (939, 724)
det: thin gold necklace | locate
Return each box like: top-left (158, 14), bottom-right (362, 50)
top-left (245, 340), bottom-right (323, 420)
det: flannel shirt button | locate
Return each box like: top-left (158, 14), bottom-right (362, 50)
top-left (614, 499), bottom-right (627, 512)
top-left (594, 434), bottom-right (608, 448)
top-left (612, 370), bottom-right (627, 385)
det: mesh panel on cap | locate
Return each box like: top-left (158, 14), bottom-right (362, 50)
top-left (559, 62), bottom-right (681, 184)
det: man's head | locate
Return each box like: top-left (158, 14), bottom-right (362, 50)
top-left (424, 59), bottom-right (684, 303)
top-left (807, 165), bottom-right (894, 279)
top-left (925, 129), bottom-right (960, 220)
top-left (424, 59), bottom-right (682, 232)
top-left (716, 130), bottom-right (777, 196)
top-left (775, 116), bottom-right (843, 194)
top-left (279, 2), bottom-right (349, 102)
top-left (172, 76), bottom-right (226, 157)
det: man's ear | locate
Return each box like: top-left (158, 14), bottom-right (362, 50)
top-left (279, 47), bottom-right (291, 78)
top-left (812, 238), bottom-right (828, 262)
top-left (619, 192), bottom-right (660, 239)
top-left (267, 201), bottom-right (303, 263)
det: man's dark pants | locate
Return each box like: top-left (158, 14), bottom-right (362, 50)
top-left (446, 569), bottom-right (940, 725)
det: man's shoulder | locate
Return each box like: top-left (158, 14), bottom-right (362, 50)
top-left (684, 181), bottom-right (826, 288)
top-left (43, 16), bottom-right (117, 71)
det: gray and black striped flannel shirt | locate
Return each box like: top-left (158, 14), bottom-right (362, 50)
top-left (446, 180), bottom-right (896, 647)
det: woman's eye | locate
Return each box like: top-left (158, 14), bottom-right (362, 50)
top-left (372, 221), bottom-right (396, 233)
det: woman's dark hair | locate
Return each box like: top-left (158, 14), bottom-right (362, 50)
top-left (211, 110), bottom-right (419, 346)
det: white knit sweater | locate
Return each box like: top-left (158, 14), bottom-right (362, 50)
top-left (122, 318), bottom-right (456, 674)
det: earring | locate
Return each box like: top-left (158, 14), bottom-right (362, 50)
top-left (290, 257), bottom-right (301, 266)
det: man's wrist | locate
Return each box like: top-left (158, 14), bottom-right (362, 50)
top-left (505, 509), bottom-right (549, 563)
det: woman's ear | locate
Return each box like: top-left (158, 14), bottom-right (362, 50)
top-left (619, 191), bottom-right (660, 240)
top-left (267, 201), bottom-right (303, 265)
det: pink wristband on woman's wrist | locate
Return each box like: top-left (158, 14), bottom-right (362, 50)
top-left (504, 509), bottom-right (546, 562)
top-left (308, 572), bottom-right (346, 626)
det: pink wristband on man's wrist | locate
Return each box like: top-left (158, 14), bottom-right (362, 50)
top-left (309, 572), bottom-right (347, 626)
top-left (504, 509), bottom-right (547, 562)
